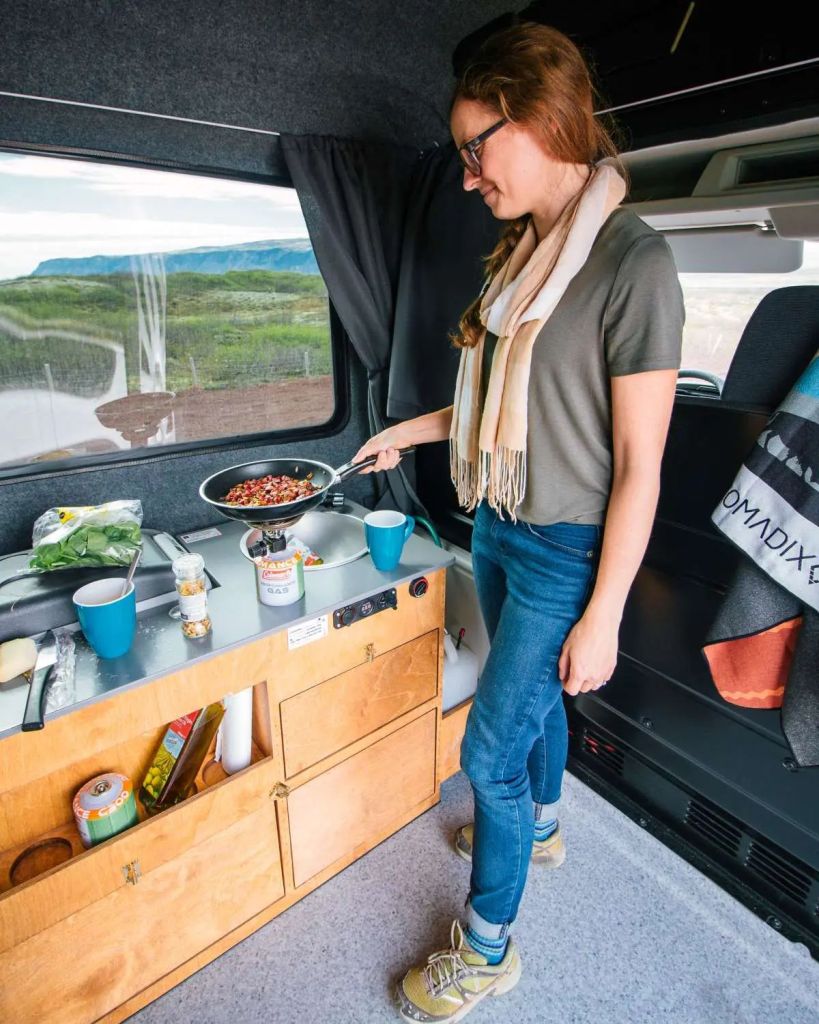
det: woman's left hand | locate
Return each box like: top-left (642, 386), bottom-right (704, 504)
top-left (558, 605), bottom-right (619, 696)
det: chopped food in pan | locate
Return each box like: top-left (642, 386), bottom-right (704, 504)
top-left (222, 473), bottom-right (321, 507)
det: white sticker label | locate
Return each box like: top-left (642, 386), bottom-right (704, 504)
top-left (287, 615), bottom-right (329, 650)
top-left (178, 592), bottom-right (209, 622)
top-left (180, 527), bottom-right (222, 543)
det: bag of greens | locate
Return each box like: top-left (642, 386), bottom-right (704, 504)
top-left (29, 500), bottom-right (143, 571)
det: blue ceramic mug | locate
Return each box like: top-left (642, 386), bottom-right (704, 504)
top-left (364, 510), bottom-right (415, 571)
top-left (73, 578), bottom-right (137, 659)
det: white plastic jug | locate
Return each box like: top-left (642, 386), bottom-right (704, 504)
top-left (442, 632), bottom-right (479, 712)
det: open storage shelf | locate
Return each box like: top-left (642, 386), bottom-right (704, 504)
top-left (0, 735), bottom-right (268, 896)
top-left (0, 674), bottom-right (274, 905)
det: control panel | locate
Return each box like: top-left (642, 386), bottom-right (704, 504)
top-left (333, 588), bottom-right (398, 629)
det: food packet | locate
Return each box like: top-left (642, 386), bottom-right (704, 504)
top-left (28, 500), bottom-right (143, 571)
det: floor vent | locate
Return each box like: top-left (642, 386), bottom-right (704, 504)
top-left (581, 727), bottom-right (625, 776)
top-left (746, 840), bottom-right (814, 907)
top-left (685, 798), bottom-right (742, 858)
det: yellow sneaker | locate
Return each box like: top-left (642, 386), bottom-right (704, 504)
top-left (397, 919), bottom-right (521, 1023)
top-left (454, 822), bottom-right (566, 868)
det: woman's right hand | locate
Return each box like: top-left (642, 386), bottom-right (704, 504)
top-left (351, 427), bottom-right (409, 474)
top-left (351, 407), bottom-right (453, 474)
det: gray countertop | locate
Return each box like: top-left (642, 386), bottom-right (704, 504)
top-left (0, 505), bottom-right (454, 740)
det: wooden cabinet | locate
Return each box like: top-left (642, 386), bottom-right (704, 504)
top-left (0, 570), bottom-right (446, 1023)
top-left (0, 758), bottom-right (284, 1024)
top-left (280, 630), bottom-right (438, 776)
top-left (287, 709), bottom-right (437, 887)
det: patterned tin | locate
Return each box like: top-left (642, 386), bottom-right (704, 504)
top-left (72, 772), bottom-right (139, 849)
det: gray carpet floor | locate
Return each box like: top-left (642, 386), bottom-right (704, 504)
top-left (131, 771), bottom-right (819, 1024)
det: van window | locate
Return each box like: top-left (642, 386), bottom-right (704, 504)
top-left (0, 151), bottom-right (336, 471)
top-left (678, 239), bottom-right (819, 381)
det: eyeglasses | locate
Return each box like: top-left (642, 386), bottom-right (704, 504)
top-left (457, 117), bottom-right (508, 177)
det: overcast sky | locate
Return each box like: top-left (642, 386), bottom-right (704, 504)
top-left (2, 149), bottom-right (818, 288)
top-left (0, 151), bottom-right (309, 280)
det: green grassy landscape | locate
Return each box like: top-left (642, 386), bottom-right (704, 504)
top-left (0, 269), bottom-right (332, 397)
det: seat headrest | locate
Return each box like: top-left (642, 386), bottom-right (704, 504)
top-left (721, 286), bottom-right (819, 409)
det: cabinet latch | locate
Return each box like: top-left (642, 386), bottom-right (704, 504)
top-left (365, 642), bottom-right (375, 663)
top-left (270, 782), bottom-right (290, 799)
top-left (122, 859), bottom-right (142, 886)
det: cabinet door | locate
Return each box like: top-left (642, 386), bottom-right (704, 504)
top-left (0, 759), bottom-right (284, 1024)
top-left (281, 630), bottom-right (439, 776)
top-left (275, 574), bottom-right (445, 700)
top-left (287, 710), bottom-right (437, 888)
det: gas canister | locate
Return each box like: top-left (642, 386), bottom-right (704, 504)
top-left (253, 535), bottom-right (305, 606)
top-left (73, 772), bottom-right (139, 848)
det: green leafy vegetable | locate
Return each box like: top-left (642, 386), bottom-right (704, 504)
top-left (29, 522), bottom-right (142, 571)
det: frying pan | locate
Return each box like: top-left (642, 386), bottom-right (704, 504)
top-left (199, 448), bottom-right (415, 530)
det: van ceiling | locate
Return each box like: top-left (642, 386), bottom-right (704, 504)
top-left (1, 1), bottom-right (513, 148)
top-left (2, 1), bottom-right (816, 151)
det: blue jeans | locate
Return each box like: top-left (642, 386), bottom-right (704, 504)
top-left (461, 502), bottom-right (601, 939)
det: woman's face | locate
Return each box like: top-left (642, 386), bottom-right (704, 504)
top-left (450, 97), bottom-right (558, 220)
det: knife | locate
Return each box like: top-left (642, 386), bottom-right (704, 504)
top-left (21, 633), bottom-right (58, 732)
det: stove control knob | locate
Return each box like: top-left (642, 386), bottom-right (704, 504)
top-left (409, 576), bottom-right (428, 598)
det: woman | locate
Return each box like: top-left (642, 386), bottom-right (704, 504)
top-left (354, 23), bottom-right (684, 1023)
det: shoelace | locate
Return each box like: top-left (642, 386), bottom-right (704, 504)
top-left (423, 921), bottom-right (478, 996)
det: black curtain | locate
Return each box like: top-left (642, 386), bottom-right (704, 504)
top-left (281, 135), bottom-right (499, 515)
top-left (388, 142), bottom-right (498, 419)
top-left (280, 133), bottom-right (423, 513)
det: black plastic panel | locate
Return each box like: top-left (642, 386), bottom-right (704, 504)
top-left (567, 709), bottom-right (819, 958)
top-left (333, 588), bottom-right (397, 629)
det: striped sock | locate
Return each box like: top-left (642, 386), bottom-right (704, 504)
top-left (463, 925), bottom-right (507, 965)
top-left (534, 817), bottom-right (558, 843)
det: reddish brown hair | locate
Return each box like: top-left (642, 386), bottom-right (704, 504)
top-left (451, 23), bottom-right (626, 348)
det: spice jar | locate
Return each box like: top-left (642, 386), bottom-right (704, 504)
top-left (172, 552), bottom-right (212, 638)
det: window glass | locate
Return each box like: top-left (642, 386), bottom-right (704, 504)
top-left (0, 152), bottom-right (335, 471)
top-left (678, 239), bottom-right (819, 380)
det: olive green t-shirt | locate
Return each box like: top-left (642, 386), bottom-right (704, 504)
top-left (481, 207), bottom-right (685, 525)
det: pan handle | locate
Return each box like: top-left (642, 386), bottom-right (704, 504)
top-left (335, 445), bottom-right (416, 482)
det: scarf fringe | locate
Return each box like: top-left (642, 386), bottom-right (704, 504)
top-left (450, 440), bottom-right (527, 521)
top-left (449, 437), bottom-right (482, 513)
top-left (484, 446), bottom-right (527, 522)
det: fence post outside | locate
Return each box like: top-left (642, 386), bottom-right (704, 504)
top-left (43, 362), bottom-right (59, 449)
top-left (303, 350), bottom-right (311, 378)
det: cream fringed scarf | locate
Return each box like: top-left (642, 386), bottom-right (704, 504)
top-left (449, 161), bottom-right (627, 519)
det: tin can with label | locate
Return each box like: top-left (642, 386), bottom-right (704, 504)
top-left (73, 772), bottom-right (139, 849)
top-left (254, 535), bottom-right (304, 606)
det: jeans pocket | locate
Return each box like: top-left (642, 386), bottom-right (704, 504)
top-left (525, 521), bottom-right (600, 560)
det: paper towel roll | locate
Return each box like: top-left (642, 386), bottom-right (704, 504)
top-left (220, 688), bottom-right (253, 775)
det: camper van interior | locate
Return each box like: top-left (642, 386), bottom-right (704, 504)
top-left (0, 3), bottom-right (817, 1022)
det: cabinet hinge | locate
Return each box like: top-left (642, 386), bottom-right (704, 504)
top-left (270, 782), bottom-right (290, 799)
top-left (122, 859), bottom-right (142, 886)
